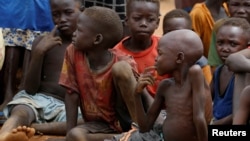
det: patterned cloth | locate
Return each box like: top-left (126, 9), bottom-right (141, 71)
top-left (0, 0), bottom-right (54, 50)
top-left (2, 28), bottom-right (50, 50)
top-left (84, 0), bottom-right (126, 22)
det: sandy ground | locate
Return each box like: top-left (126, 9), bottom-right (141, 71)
top-left (1, 0), bottom-right (175, 140)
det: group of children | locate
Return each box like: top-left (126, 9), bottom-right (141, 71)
top-left (0, 0), bottom-right (250, 141)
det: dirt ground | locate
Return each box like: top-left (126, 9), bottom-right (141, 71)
top-left (0, 0), bottom-right (175, 140)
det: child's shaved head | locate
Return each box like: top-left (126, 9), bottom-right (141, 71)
top-left (161, 29), bottom-right (203, 65)
top-left (83, 6), bottom-right (123, 47)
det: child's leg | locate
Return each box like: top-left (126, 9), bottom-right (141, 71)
top-left (30, 118), bottom-right (84, 136)
top-left (112, 61), bottom-right (138, 127)
top-left (0, 105), bottom-right (36, 141)
top-left (66, 122), bottom-right (118, 141)
top-left (0, 47), bottom-right (23, 111)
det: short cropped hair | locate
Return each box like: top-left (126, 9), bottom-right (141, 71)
top-left (126, 0), bottom-right (160, 16)
top-left (84, 6), bottom-right (123, 48)
top-left (218, 17), bottom-right (250, 40)
top-left (163, 9), bottom-right (192, 29)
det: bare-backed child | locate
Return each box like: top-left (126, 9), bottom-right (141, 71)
top-left (134, 29), bottom-right (207, 141)
top-left (162, 9), bottom-right (213, 124)
top-left (0, 0), bottom-right (82, 140)
top-left (59, 6), bottom-right (138, 141)
top-left (210, 17), bottom-right (250, 125)
top-left (112, 0), bottom-right (169, 129)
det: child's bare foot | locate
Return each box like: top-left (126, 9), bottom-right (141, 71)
top-left (0, 126), bottom-right (35, 141)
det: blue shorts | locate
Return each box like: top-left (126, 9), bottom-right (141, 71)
top-left (3, 90), bottom-right (81, 123)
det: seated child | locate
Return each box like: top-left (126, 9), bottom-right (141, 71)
top-left (210, 17), bottom-right (250, 125)
top-left (59, 6), bottom-right (138, 141)
top-left (134, 29), bottom-right (207, 141)
top-left (0, 0), bottom-right (82, 140)
top-left (162, 8), bottom-right (213, 124)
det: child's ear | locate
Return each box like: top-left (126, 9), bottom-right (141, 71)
top-left (93, 34), bottom-right (103, 45)
top-left (176, 52), bottom-right (184, 63)
top-left (80, 5), bottom-right (85, 12)
top-left (247, 41), bottom-right (250, 47)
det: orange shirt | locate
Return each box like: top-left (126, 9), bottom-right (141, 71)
top-left (190, 2), bottom-right (229, 57)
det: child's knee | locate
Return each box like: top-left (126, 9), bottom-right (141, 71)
top-left (66, 127), bottom-right (88, 141)
top-left (112, 61), bottom-right (134, 80)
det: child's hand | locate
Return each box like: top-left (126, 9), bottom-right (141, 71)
top-left (36, 25), bottom-right (62, 53)
top-left (135, 66), bottom-right (156, 95)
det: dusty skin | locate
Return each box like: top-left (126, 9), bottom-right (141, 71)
top-left (0, 126), bottom-right (35, 141)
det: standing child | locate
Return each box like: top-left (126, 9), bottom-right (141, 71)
top-left (59, 6), bottom-right (138, 141)
top-left (112, 0), bottom-right (168, 127)
top-left (162, 8), bottom-right (213, 125)
top-left (210, 17), bottom-right (250, 125)
top-left (189, 0), bottom-right (229, 58)
top-left (0, 0), bottom-right (82, 140)
top-left (134, 29), bottom-right (207, 141)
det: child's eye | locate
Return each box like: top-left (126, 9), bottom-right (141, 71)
top-left (216, 41), bottom-right (223, 46)
top-left (65, 10), bottom-right (74, 15)
top-left (230, 42), bottom-right (237, 47)
top-left (52, 13), bottom-right (60, 18)
top-left (133, 17), bottom-right (141, 21)
top-left (148, 18), bottom-right (156, 22)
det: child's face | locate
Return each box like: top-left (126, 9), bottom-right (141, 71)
top-left (126, 1), bottom-right (159, 40)
top-left (155, 40), bottom-right (176, 76)
top-left (163, 17), bottom-right (191, 34)
top-left (72, 13), bottom-right (97, 51)
top-left (228, 0), bottom-right (250, 23)
top-left (216, 25), bottom-right (248, 62)
top-left (50, 0), bottom-right (81, 36)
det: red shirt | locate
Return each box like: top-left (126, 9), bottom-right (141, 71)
top-left (59, 44), bottom-right (137, 132)
top-left (113, 36), bottom-right (170, 97)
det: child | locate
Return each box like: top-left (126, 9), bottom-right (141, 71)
top-left (134, 29), bottom-right (207, 141)
top-left (162, 8), bottom-right (213, 125)
top-left (189, 0), bottom-right (229, 58)
top-left (112, 0), bottom-right (168, 127)
top-left (0, 0), bottom-right (82, 140)
top-left (59, 6), bottom-right (138, 141)
top-left (210, 17), bottom-right (250, 125)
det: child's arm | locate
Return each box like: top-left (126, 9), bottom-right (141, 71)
top-left (233, 86), bottom-right (250, 125)
top-left (226, 48), bottom-right (250, 73)
top-left (65, 91), bottom-right (80, 132)
top-left (24, 26), bottom-right (62, 94)
top-left (134, 67), bottom-right (163, 132)
top-left (190, 65), bottom-right (208, 141)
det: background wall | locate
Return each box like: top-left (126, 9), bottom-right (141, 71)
top-left (154, 0), bottom-right (175, 36)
